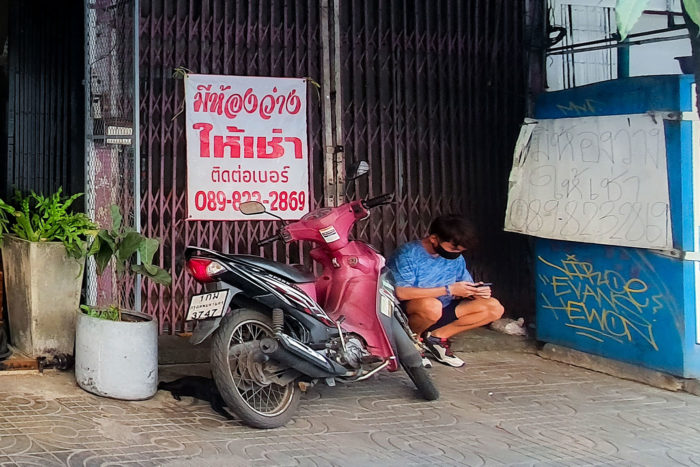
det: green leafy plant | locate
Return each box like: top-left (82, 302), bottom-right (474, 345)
top-left (80, 304), bottom-right (121, 321)
top-left (0, 199), bottom-right (12, 241)
top-left (616, 0), bottom-right (700, 40)
top-left (87, 205), bottom-right (172, 286)
top-left (0, 189), bottom-right (97, 260)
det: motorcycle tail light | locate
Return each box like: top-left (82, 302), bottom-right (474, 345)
top-left (186, 258), bottom-right (225, 283)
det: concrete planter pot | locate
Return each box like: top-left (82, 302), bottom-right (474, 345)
top-left (1, 235), bottom-right (84, 358)
top-left (75, 310), bottom-right (158, 400)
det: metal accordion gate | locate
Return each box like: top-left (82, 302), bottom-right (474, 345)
top-left (86, 0), bottom-right (534, 334)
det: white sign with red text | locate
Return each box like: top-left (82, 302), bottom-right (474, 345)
top-left (185, 74), bottom-right (309, 220)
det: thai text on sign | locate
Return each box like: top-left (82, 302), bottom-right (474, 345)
top-left (185, 74), bottom-right (310, 220)
top-left (504, 114), bottom-right (671, 250)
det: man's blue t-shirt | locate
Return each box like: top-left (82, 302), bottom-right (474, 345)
top-left (387, 240), bottom-right (473, 306)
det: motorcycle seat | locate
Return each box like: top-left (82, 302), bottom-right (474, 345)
top-left (230, 254), bottom-right (315, 283)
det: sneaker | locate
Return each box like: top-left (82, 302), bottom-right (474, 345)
top-left (418, 337), bottom-right (432, 368)
top-left (422, 333), bottom-right (465, 368)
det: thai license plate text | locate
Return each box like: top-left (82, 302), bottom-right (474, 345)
top-left (186, 290), bottom-right (229, 321)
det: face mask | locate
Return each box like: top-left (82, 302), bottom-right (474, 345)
top-left (435, 243), bottom-right (462, 260)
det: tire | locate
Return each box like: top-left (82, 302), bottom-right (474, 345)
top-left (402, 363), bottom-right (440, 401)
top-left (210, 308), bottom-right (301, 428)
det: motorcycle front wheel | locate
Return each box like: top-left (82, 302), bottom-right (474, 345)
top-left (210, 308), bottom-right (301, 428)
top-left (392, 307), bottom-right (440, 401)
top-left (402, 363), bottom-right (440, 401)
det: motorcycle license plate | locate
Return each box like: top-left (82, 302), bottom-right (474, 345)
top-left (186, 290), bottom-right (229, 321)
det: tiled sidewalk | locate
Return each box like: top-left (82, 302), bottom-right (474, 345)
top-left (1, 350), bottom-right (700, 466)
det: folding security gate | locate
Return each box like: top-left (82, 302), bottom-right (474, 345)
top-left (87, 0), bottom-right (534, 333)
top-left (4, 0), bottom-right (84, 199)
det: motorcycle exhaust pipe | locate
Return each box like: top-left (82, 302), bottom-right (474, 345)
top-left (259, 336), bottom-right (347, 379)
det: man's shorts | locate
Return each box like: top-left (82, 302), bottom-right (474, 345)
top-left (401, 299), bottom-right (462, 332)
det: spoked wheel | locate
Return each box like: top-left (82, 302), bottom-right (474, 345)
top-left (210, 309), bottom-right (301, 428)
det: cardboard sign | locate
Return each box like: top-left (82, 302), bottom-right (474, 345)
top-left (505, 114), bottom-right (671, 249)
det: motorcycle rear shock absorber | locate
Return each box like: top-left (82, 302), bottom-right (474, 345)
top-left (272, 308), bottom-right (284, 334)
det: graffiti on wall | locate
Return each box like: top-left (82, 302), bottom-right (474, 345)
top-left (538, 254), bottom-right (664, 350)
top-left (555, 99), bottom-right (602, 116)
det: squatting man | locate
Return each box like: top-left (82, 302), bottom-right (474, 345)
top-left (388, 214), bottom-right (504, 367)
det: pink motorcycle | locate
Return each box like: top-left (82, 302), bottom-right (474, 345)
top-left (185, 174), bottom-right (438, 428)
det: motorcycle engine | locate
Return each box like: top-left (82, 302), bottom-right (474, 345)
top-left (327, 335), bottom-right (367, 369)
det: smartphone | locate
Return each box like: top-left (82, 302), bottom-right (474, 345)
top-left (475, 282), bottom-right (493, 287)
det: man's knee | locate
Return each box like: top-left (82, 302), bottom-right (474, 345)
top-left (406, 298), bottom-right (443, 323)
top-left (459, 297), bottom-right (504, 321)
top-left (489, 299), bottom-right (505, 321)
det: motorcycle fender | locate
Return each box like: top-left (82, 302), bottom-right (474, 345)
top-left (189, 283), bottom-right (241, 345)
top-left (190, 318), bottom-right (222, 345)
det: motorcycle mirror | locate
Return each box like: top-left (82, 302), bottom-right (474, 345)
top-left (347, 160), bottom-right (369, 180)
top-left (239, 201), bottom-right (266, 215)
top-left (239, 200), bottom-right (287, 225)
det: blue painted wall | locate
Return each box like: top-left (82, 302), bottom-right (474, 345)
top-left (534, 76), bottom-right (700, 378)
top-left (536, 75), bottom-right (693, 118)
top-left (535, 239), bottom-right (699, 377)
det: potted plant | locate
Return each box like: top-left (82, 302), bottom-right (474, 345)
top-left (0, 189), bottom-right (96, 359)
top-left (75, 205), bottom-right (171, 400)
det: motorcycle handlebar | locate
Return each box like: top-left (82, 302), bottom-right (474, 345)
top-left (256, 195), bottom-right (393, 246)
top-left (362, 193), bottom-right (394, 209)
top-left (257, 233), bottom-right (280, 247)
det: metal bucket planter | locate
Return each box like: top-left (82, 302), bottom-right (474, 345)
top-left (1, 235), bottom-right (84, 358)
top-left (75, 310), bottom-right (158, 400)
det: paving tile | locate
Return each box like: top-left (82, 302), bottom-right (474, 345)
top-left (0, 433), bottom-right (48, 456)
top-left (0, 351), bottom-right (700, 465)
top-left (6, 453), bottom-right (65, 466)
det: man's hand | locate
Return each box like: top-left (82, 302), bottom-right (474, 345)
top-left (449, 282), bottom-right (492, 299)
top-left (394, 282), bottom-right (492, 301)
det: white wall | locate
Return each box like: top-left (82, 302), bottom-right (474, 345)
top-left (546, 0), bottom-right (691, 91)
top-left (629, 14), bottom-right (690, 76)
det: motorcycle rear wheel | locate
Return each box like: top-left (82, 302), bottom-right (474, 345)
top-left (211, 308), bottom-right (301, 428)
top-left (402, 363), bottom-right (440, 401)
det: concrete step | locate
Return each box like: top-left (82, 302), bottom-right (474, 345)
top-left (448, 327), bottom-right (537, 353)
top-left (157, 326), bottom-right (538, 365)
top-left (158, 334), bottom-right (210, 365)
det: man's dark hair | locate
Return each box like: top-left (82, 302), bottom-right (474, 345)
top-left (429, 214), bottom-right (478, 249)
